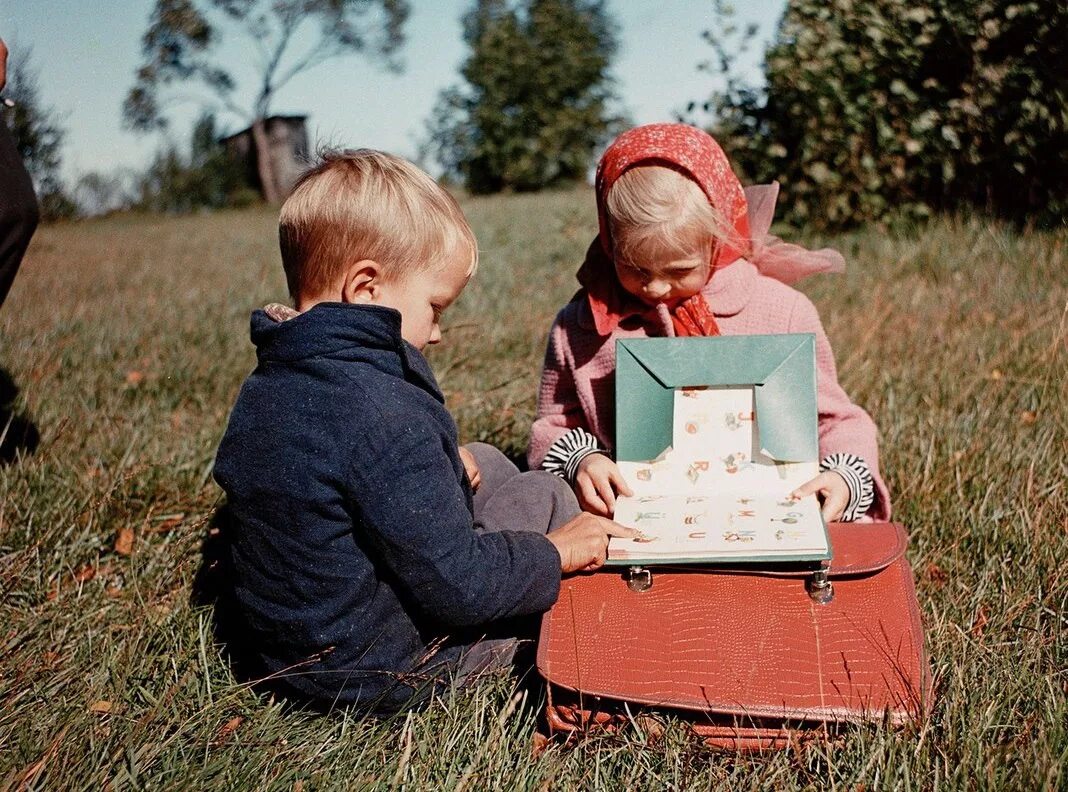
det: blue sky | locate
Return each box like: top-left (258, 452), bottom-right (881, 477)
top-left (1, 0), bottom-right (784, 186)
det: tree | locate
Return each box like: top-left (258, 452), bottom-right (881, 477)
top-left (425, 0), bottom-right (623, 194)
top-left (5, 50), bottom-right (78, 221)
top-left (696, 0), bottom-right (1068, 229)
top-left (124, 0), bottom-right (410, 203)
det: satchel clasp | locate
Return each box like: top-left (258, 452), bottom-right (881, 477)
top-left (806, 568), bottom-right (834, 604)
top-left (625, 565), bottom-right (653, 592)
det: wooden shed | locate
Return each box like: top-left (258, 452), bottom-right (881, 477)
top-left (221, 115), bottom-right (310, 201)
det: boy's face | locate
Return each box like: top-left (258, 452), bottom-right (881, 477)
top-left (372, 250), bottom-right (474, 350)
top-left (614, 254), bottom-right (711, 308)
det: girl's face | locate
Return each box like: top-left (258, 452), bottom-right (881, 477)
top-left (614, 254), bottom-right (711, 308)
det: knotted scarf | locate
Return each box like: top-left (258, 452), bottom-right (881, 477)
top-left (576, 123), bottom-right (845, 337)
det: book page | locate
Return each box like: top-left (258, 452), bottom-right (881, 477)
top-left (617, 387), bottom-right (817, 499)
top-left (610, 493), bottom-right (825, 561)
top-left (611, 386), bottom-right (826, 562)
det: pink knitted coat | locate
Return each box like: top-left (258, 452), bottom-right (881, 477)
top-left (527, 258), bottom-right (892, 520)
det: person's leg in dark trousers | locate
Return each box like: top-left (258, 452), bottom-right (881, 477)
top-left (455, 442), bottom-right (580, 681)
top-left (468, 442), bottom-right (579, 534)
top-left (0, 115), bottom-right (39, 308)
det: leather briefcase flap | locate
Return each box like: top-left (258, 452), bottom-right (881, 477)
top-left (538, 523), bottom-right (930, 724)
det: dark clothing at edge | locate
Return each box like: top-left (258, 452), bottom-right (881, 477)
top-left (0, 116), bottom-right (38, 307)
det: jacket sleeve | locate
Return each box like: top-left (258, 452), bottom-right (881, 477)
top-left (527, 316), bottom-right (591, 470)
top-left (349, 417), bottom-right (562, 628)
top-left (788, 293), bottom-right (891, 520)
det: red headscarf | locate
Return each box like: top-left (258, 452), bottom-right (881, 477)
top-left (577, 123), bottom-right (844, 337)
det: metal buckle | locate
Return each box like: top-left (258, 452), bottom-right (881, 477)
top-left (625, 565), bottom-right (653, 592)
top-left (806, 568), bottom-right (834, 604)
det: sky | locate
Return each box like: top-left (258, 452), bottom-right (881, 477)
top-left (1, 0), bottom-right (785, 187)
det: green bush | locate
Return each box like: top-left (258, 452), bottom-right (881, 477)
top-left (710, 0), bottom-right (1067, 229)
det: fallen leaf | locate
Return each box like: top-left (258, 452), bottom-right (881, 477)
top-left (48, 563), bottom-right (113, 601)
top-left (149, 514), bottom-right (185, 533)
top-left (293, 781), bottom-right (304, 792)
top-left (114, 527), bottom-right (135, 556)
top-left (105, 573), bottom-right (125, 597)
top-left (89, 700), bottom-right (113, 714)
top-left (924, 563), bottom-right (947, 588)
top-left (42, 651), bottom-right (61, 666)
top-left (989, 369), bottom-right (1003, 381)
top-left (213, 716), bottom-right (244, 746)
top-left (952, 450), bottom-right (966, 462)
top-left (125, 370), bottom-right (145, 386)
top-left (970, 604), bottom-right (990, 638)
top-left (1020, 410), bottom-right (1037, 425)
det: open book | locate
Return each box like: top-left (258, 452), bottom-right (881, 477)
top-left (609, 384), bottom-right (830, 564)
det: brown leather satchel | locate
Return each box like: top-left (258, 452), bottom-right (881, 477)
top-left (537, 522), bottom-right (932, 750)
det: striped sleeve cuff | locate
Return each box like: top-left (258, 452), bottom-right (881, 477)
top-left (819, 452), bottom-right (874, 522)
top-left (541, 428), bottom-right (604, 485)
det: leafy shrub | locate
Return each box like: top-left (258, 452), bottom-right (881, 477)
top-left (707, 0), bottom-right (1067, 229)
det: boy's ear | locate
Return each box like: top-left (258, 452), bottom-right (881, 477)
top-left (341, 259), bottom-right (383, 304)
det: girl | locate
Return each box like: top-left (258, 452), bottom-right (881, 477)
top-left (528, 123), bottom-right (890, 522)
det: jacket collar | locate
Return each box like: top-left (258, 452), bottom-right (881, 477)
top-left (251, 302), bottom-right (443, 403)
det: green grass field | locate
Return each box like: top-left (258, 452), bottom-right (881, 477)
top-left (1, 189), bottom-right (1065, 789)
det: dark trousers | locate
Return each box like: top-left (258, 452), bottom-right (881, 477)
top-left (0, 116), bottom-right (38, 308)
top-left (454, 442), bottom-right (580, 683)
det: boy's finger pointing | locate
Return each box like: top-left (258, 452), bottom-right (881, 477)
top-left (604, 521), bottom-right (642, 539)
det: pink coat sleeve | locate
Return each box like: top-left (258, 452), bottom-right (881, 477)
top-left (788, 294), bottom-right (891, 520)
top-left (527, 318), bottom-right (587, 470)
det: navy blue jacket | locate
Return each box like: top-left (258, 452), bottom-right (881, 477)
top-left (213, 303), bottom-right (561, 710)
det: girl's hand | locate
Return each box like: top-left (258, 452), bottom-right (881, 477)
top-left (574, 453), bottom-right (633, 516)
top-left (458, 446), bottom-right (481, 491)
top-left (791, 471), bottom-right (850, 522)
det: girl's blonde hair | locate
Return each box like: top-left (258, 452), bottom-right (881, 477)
top-left (279, 149), bottom-right (478, 300)
top-left (605, 164), bottom-right (734, 266)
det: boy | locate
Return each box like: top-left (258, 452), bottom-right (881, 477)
top-left (213, 149), bottom-right (633, 712)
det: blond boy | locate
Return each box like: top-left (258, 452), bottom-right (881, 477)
top-left (213, 150), bottom-right (632, 711)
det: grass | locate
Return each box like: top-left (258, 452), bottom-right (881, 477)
top-left (0, 188), bottom-right (1065, 789)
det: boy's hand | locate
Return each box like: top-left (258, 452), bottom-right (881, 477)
top-left (458, 446), bottom-right (481, 491)
top-left (574, 453), bottom-right (633, 516)
top-left (791, 471), bottom-right (850, 522)
top-left (548, 513), bottom-right (641, 573)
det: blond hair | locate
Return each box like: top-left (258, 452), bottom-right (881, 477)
top-left (605, 164), bottom-right (732, 266)
top-left (279, 149), bottom-right (477, 300)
